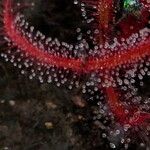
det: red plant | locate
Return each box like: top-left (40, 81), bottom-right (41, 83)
top-left (1, 0), bottom-right (150, 148)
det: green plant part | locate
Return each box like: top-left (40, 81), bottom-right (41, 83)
top-left (123, 0), bottom-right (140, 12)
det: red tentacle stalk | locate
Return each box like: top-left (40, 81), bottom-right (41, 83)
top-left (3, 0), bottom-right (83, 72)
top-left (97, 0), bottom-right (114, 42)
top-left (88, 37), bottom-right (150, 71)
top-left (3, 0), bottom-right (150, 73)
top-left (105, 86), bottom-right (150, 126)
